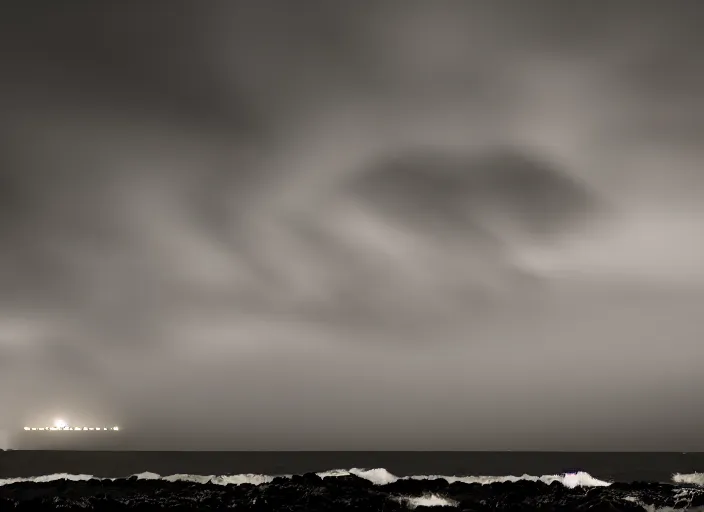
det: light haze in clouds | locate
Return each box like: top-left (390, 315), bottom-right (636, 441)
top-left (0, 1), bottom-right (703, 450)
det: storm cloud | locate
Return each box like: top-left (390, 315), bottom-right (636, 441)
top-left (1, 0), bottom-right (703, 450)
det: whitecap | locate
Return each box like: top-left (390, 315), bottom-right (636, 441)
top-left (0, 468), bottom-right (611, 488)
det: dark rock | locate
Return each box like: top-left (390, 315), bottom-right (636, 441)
top-left (1, 473), bottom-right (702, 511)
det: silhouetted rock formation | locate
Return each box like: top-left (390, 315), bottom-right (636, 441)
top-left (2, 473), bottom-right (702, 511)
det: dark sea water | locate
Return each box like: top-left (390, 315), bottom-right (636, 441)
top-left (1, 450), bottom-right (702, 483)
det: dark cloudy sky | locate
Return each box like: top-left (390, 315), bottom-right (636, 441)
top-left (1, 1), bottom-right (704, 451)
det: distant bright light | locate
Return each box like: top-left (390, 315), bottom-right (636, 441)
top-left (23, 423), bottom-right (120, 431)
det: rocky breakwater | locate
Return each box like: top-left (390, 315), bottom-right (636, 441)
top-left (2, 472), bottom-right (704, 511)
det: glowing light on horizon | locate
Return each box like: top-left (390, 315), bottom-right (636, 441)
top-left (23, 423), bottom-right (121, 431)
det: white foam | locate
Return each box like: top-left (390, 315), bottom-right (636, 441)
top-left (133, 471), bottom-right (161, 480)
top-left (672, 472), bottom-right (704, 486)
top-left (316, 469), bottom-right (351, 478)
top-left (0, 468), bottom-right (610, 488)
top-left (395, 493), bottom-right (458, 509)
top-left (405, 470), bottom-right (611, 488)
top-left (214, 473), bottom-right (278, 486)
top-left (162, 473), bottom-right (215, 485)
top-left (348, 467), bottom-right (400, 485)
top-left (0, 473), bottom-right (97, 486)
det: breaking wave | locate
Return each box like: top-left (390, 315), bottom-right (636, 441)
top-left (672, 472), bottom-right (704, 486)
top-left (3, 468), bottom-right (704, 511)
top-left (0, 467), bottom-right (612, 488)
top-left (394, 493), bottom-right (458, 509)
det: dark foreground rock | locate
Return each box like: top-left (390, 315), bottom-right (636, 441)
top-left (1, 474), bottom-right (703, 511)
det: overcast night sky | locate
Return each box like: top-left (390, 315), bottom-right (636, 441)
top-left (1, 1), bottom-right (703, 451)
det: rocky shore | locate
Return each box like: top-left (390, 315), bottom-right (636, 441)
top-left (2, 472), bottom-right (703, 511)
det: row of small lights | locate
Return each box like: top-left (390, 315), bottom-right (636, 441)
top-left (24, 426), bottom-right (119, 431)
